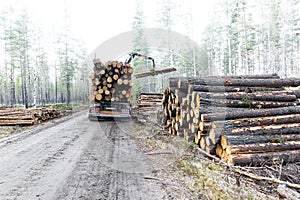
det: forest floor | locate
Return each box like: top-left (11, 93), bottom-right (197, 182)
top-left (132, 114), bottom-right (300, 200)
top-left (0, 108), bottom-right (299, 199)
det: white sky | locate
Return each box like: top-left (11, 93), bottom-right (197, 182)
top-left (0, 0), bottom-right (217, 54)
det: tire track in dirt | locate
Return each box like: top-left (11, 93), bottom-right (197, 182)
top-left (0, 115), bottom-right (87, 199)
top-left (56, 120), bottom-right (166, 199)
top-left (0, 113), bottom-right (167, 199)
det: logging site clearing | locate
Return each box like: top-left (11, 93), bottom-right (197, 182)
top-left (1, 0), bottom-right (300, 199)
top-left (1, 71), bottom-right (300, 199)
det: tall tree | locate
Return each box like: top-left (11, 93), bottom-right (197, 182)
top-left (14, 10), bottom-right (31, 108)
top-left (131, 0), bottom-right (149, 100)
top-left (156, 0), bottom-right (178, 90)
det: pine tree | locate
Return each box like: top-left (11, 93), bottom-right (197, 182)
top-left (131, 0), bottom-right (149, 100)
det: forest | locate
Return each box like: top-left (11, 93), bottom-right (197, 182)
top-left (0, 0), bottom-right (299, 108)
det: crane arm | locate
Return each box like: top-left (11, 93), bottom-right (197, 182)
top-left (124, 52), bottom-right (155, 68)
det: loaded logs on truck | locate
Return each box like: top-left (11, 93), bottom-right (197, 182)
top-left (89, 58), bottom-right (133, 103)
top-left (162, 74), bottom-right (300, 166)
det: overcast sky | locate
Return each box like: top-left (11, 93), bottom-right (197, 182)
top-left (1, 0), bottom-right (217, 54)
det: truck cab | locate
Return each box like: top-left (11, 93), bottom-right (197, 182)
top-left (88, 101), bottom-right (131, 121)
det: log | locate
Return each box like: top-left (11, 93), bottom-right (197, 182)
top-left (189, 78), bottom-right (300, 88)
top-left (213, 123), bottom-right (300, 137)
top-left (221, 134), bottom-right (300, 146)
top-left (199, 98), bottom-right (298, 108)
top-left (194, 91), bottom-right (297, 102)
top-left (0, 120), bottom-right (35, 125)
top-left (211, 114), bottom-right (300, 129)
top-left (0, 115), bottom-right (34, 120)
top-left (201, 106), bottom-right (300, 121)
top-left (176, 74), bottom-right (280, 87)
top-left (190, 85), bottom-right (284, 93)
top-left (228, 150), bottom-right (300, 166)
top-left (227, 141), bottom-right (300, 154)
top-left (135, 67), bottom-right (177, 78)
top-left (277, 184), bottom-right (300, 200)
top-left (195, 106), bottom-right (246, 116)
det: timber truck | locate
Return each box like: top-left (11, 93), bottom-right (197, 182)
top-left (88, 52), bottom-right (157, 120)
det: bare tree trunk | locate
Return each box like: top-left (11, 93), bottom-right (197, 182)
top-left (33, 74), bottom-right (37, 108)
top-left (55, 62), bottom-right (58, 103)
top-left (23, 62), bottom-right (28, 108)
top-left (66, 76), bottom-right (71, 105)
top-left (10, 71), bottom-right (15, 108)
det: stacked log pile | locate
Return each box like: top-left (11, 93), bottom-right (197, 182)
top-left (0, 108), bottom-right (62, 126)
top-left (163, 74), bottom-right (300, 166)
top-left (137, 93), bottom-right (163, 113)
top-left (89, 58), bottom-right (133, 103)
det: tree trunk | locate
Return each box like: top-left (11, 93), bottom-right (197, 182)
top-left (10, 78), bottom-right (15, 108)
top-left (66, 76), bottom-right (70, 105)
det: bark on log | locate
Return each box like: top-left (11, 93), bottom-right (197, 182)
top-left (189, 85), bottom-right (284, 93)
top-left (0, 120), bottom-right (35, 125)
top-left (213, 123), bottom-right (300, 137)
top-left (211, 114), bottom-right (300, 129)
top-left (277, 184), bottom-right (300, 200)
top-left (227, 141), bottom-right (300, 154)
top-left (135, 67), bottom-right (176, 78)
top-left (200, 98), bottom-right (298, 108)
top-left (228, 150), bottom-right (300, 166)
top-left (201, 106), bottom-right (300, 121)
top-left (194, 91), bottom-right (297, 102)
top-left (177, 74), bottom-right (280, 86)
top-left (221, 134), bottom-right (300, 146)
top-left (189, 78), bottom-right (300, 87)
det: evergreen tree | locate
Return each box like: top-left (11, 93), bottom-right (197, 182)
top-left (131, 0), bottom-right (149, 101)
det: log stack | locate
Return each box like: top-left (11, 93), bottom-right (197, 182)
top-left (137, 93), bottom-right (163, 113)
top-left (0, 108), bottom-right (62, 126)
top-left (162, 74), bottom-right (300, 166)
top-left (89, 58), bottom-right (133, 103)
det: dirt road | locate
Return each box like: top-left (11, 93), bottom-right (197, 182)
top-left (0, 112), bottom-right (167, 200)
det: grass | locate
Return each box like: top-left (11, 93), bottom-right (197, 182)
top-left (170, 153), bottom-right (268, 200)
top-left (0, 126), bottom-right (33, 138)
top-left (48, 103), bottom-right (75, 110)
top-left (132, 121), bottom-right (274, 200)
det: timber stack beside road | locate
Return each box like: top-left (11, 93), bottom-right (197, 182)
top-left (162, 74), bottom-right (300, 166)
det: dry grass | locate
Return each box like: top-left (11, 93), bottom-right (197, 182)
top-left (132, 121), bottom-right (278, 200)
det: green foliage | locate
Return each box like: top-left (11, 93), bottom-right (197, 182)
top-left (49, 103), bottom-right (74, 110)
top-left (268, 137), bottom-right (284, 143)
top-left (242, 97), bottom-right (252, 106)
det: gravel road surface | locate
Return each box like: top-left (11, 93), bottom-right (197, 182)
top-left (0, 112), bottom-right (167, 200)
